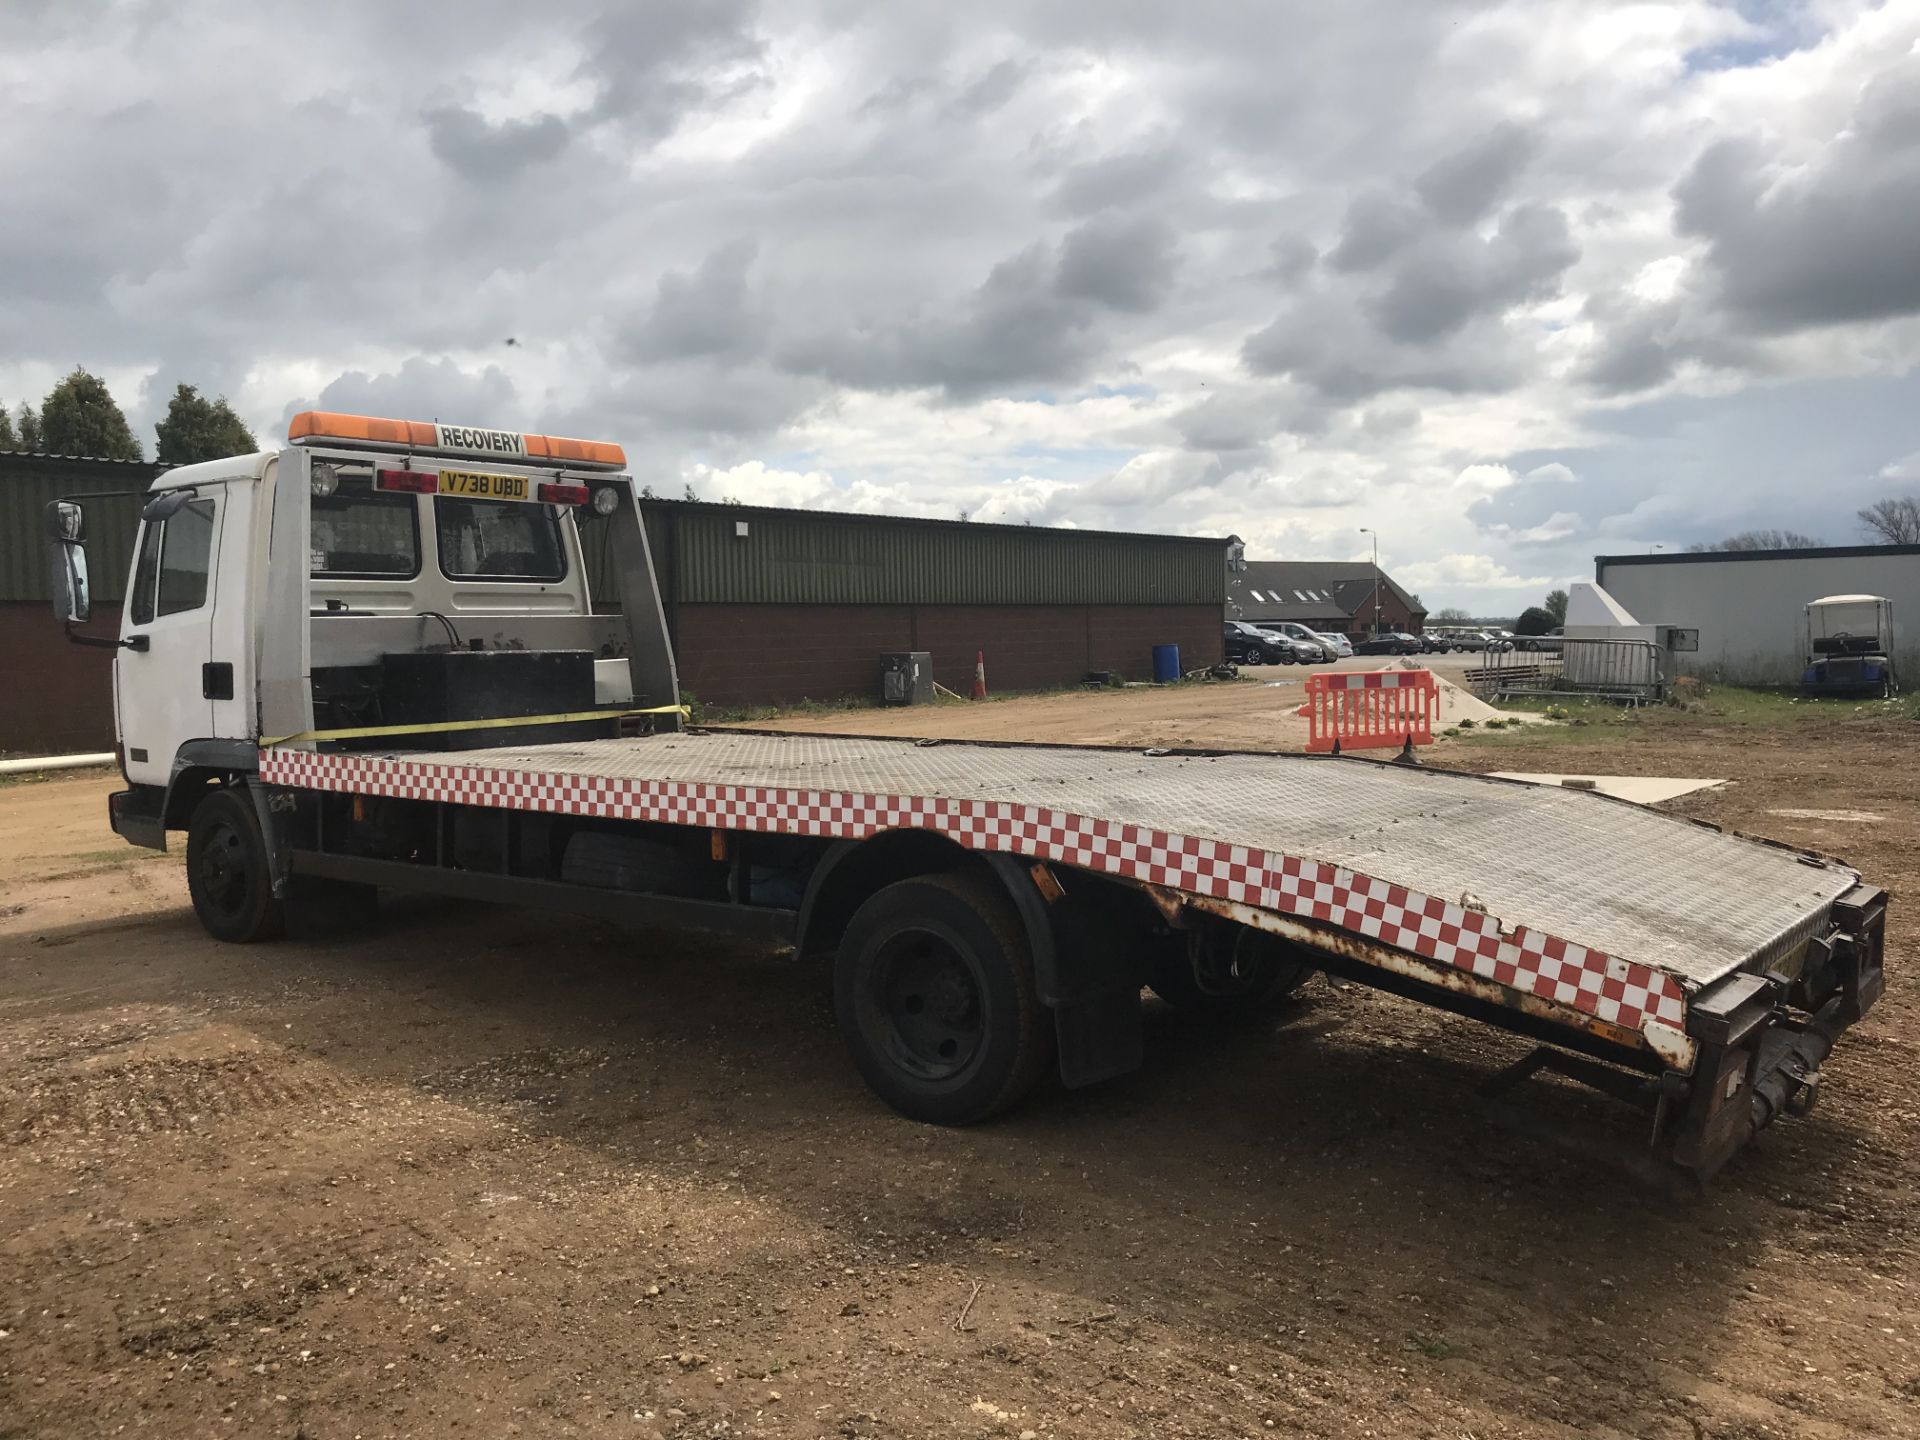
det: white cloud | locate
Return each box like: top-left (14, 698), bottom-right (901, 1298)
top-left (1396, 554), bottom-right (1558, 591)
top-left (1, 0), bottom-right (1916, 620)
top-left (1516, 510), bottom-right (1582, 543)
top-left (1453, 460), bottom-right (1580, 494)
top-left (1880, 450), bottom-right (1920, 484)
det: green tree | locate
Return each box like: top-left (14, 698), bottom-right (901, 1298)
top-left (1544, 588), bottom-right (1568, 624)
top-left (17, 402), bottom-right (42, 450)
top-left (153, 383), bottom-right (257, 465)
top-left (38, 368), bottom-right (141, 459)
top-left (1514, 605), bottom-right (1558, 636)
top-left (0, 402), bottom-right (13, 448)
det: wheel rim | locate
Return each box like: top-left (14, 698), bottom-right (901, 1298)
top-left (196, 817), bottom-right (253, 918)
top-left (868, 926), bottom-right (985, 1082)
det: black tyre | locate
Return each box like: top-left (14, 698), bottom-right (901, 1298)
top-left (185, 788), bottom-right (284, 943)
top-left (834, 871), bottom-right (1052, 1125)
top-left (1149, 923), bottom-right (1314, 1016)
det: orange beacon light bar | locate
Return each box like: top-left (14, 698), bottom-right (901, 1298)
top-left (287, 411), bottom-right (627, 470)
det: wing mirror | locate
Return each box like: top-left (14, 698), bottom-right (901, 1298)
top-left (44, 501), bottom-right (92, 625)
top-left (48, 499), bottom-right (86, 543)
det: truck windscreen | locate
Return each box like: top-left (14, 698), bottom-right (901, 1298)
top-left (434, 496), bottom-right (567, 582)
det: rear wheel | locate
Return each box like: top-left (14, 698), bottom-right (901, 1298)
top-left (185, 788), bottom-right (283, 943)
top-left (834, 872), bottom-right (1052, 1124)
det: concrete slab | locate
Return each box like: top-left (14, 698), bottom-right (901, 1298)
top-left (1767, 808), bottom-right (1884, 824)
top-left (1489, 773), bottom-right (1726, 806)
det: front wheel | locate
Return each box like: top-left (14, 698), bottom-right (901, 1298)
top-left (185, 788), bottom-right (284, 943)
top-left (834, 872), bottom-right (1052, 1125)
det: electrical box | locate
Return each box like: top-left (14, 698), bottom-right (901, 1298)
top-left (880, 651), bottom-right (933, 706)
top-left (1660, 626), bottom-right (1699, 653)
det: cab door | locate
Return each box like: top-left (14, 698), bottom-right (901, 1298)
top-left (118, 491), bottom-right (223, 787)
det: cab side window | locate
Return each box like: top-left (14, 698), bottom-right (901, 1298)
top-left (129, 500), bottom-right (218, 624)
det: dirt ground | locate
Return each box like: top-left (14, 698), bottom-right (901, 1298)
top-left (753, 660), bottom-right (1503, 752)
top-left (3, 691), bottom-right (1919, 1440)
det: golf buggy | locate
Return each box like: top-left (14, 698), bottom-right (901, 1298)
top-left (1801, 594), bottom-right (1897, 699)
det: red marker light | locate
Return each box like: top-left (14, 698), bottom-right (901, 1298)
top-left (537, 482), bottom-right (590, 506)
top-left (376, 468), bottom-right (438, 494)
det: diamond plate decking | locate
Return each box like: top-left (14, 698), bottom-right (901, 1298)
top-left (262, 730), bottom-right (1856, 999)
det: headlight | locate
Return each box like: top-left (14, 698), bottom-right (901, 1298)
top-left (591, 485), bottom-right (621, 516)
top-left (310, 463), bottom-right (339, 498)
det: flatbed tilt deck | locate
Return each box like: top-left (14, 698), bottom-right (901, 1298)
top-left (45, 410), bottom-right (1887, 1186)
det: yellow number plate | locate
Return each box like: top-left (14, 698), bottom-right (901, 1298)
top-left (438, 469), bottom-right (530, 501)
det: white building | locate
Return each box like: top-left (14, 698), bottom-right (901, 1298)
top-left (1595, 545), bottom-right (1919, 684)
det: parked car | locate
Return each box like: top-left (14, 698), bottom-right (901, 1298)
top-left (1416, 632), bottom-right (1451, 654)
top-left (1256, 621), bottom-right (1336, 662)
top-left (1311, 630), bottom-right (1355, 659)
top-left (1517, 627), bottom-right (1564, 652)
top-left (1223, 621), bottom-right (1301, 666)
top-left (1252, 627), bottom-right (1328, 664)
top-left (1354, 631), bottom-right (1423, 656)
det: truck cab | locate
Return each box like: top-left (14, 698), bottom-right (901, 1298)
top-left (46, 411), bottom-right (678, 839)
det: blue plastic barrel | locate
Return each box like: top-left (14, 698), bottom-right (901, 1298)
top-left (1152, 643), bottom-right (1181, 683)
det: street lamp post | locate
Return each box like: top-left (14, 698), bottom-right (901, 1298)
top-left (1359, 527), bottom-right (1381, 635)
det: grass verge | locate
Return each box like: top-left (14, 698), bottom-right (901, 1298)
top-left (1441, 684), bottom-right (1914, 751)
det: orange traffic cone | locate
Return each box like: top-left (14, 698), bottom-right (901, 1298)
top-left (971, 650), bottom-right (988, 700)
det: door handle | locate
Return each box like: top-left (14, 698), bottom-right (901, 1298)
top-left (124, 634), bottom-right (151, 653)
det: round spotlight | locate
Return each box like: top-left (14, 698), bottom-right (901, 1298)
top-left (591, 485), bottom-right (622, 516)
top-left (310, 463), bottom-right (339, 498)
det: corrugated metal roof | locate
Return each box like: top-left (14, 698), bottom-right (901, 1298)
top-left (1227, 560), bottom-right (1424, 624)
top-left (592, 498), bottom-right (1228, 608)
top-left (0, 452), bottom-right (161, 605)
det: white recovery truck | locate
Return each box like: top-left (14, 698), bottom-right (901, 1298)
top-left (45, 411), bottom-right (1887, 1184)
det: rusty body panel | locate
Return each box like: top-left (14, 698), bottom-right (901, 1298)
top-left (1134, 881), bottom-right (1691, 1070)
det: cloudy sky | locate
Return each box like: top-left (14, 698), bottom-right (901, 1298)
top-left (4, 0), bottom-right (1919, 613)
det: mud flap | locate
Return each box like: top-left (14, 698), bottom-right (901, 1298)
top-left (983, 854), bottom-right (1145, 1089)
top-left (1050, 987), bottom-right (1144, 1088)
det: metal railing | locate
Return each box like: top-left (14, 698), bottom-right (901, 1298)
top-left (1465, 638), bottom-right (1666, 704)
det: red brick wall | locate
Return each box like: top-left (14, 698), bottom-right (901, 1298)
top-left (674, 604), bottom-right (914, 709)
top-left (1087, 605), bottom-right (1224, 681)
top-left (674, 602), bottom-right (1223, 708)
top-left (0, 601), bottom-right (118, 754)
top-left (1345, 587), bottom-right (1426, 638)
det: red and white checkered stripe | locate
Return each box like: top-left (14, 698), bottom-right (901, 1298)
top-left (258, 748), bottom-right (1688, 1037)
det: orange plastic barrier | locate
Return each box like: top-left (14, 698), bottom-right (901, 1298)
top-left (1304, 669), bottom-right (1439, 755)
